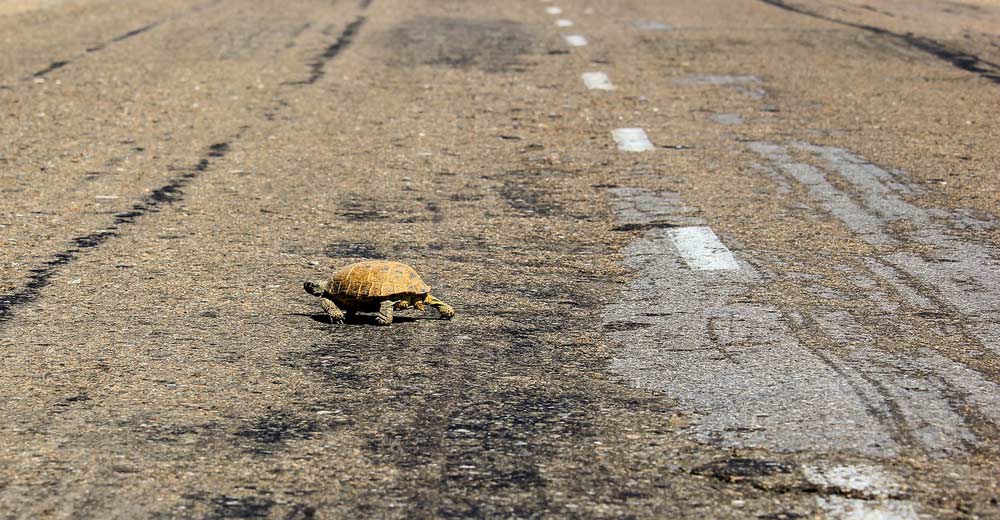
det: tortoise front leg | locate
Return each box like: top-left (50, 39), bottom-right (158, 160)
top-left (424, 294), bottom-right (455, 319)
top-left (376, 300), bottom-right (396, 326)
top-left (320, 297), bottom-right (346, 324)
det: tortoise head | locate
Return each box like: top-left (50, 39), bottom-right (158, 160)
top-left (303, 281), bottom-right (326, 297)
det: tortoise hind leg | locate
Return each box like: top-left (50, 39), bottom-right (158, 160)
top-left (424, 294), bottom-right (455, 319)
top-left (376, 300), bottom-right (396, 326)
top-left (320, 297), bottom-right (346, 324)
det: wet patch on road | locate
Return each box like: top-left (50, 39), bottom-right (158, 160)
top-left (323, 241), bottom-right (386, 259)
top-left (337, 194), bottom-right (390, 221)
top-left (691, 458), bottom-right (794, 482)
top-left (384, 17), bottom-right (538, 73)
top-left (122, 418), bottom-right (225, 447)
top-left (181, 493), bottom-right (276, 519)
top-left (439, 390), bottom-right (594, 491)
top-left (235, 412), bottom-right (319, 447)
top-left (499, 180), bottom-right (561, 217)
top-left (287, 344), bottom-right (375, 391)
top-left (280, 236), bottom-right (644, 516)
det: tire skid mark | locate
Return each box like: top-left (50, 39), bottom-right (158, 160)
top-left (287, 16), bottom-right (366, 85)
top-left (5, 2), bottom-right (371, 326)
top-left (785, 308), bottom-right (917, 450)
top-left (744, 143), bottom-right (1000, 453)
top-left (27, 0), bottom-right (223, 80)
top-left (749, 141), bottom-right (1000, 364)
top-left (34, 22), bottom-right (152, 75)
top-left (0, 132), bottom-right (244, 327)
top-left (758, 0), bottom-right (1000, 85)
top-left (283, 22), bottom-right (313, 50)
top-left (810, 308), bottom-right (980, 456)
top-left (604, 182), bottom-right (1000, 456)
top-left (925, 370), bottom-right (1000, 455)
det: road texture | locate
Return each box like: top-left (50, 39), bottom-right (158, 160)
top-left (2, 0), bottom-right (1000, 518)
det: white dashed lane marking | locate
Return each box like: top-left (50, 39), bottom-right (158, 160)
top-left (545, 6), bottom-right (562, 15)
top-left (555, 18), bottom-right (573, 27)
top-left (667, 226), bottom-right (739, 270)
top-left (563, 34), bottom-right (588, 46)
top-left (611, 128), bottom-right (653, 152)
top-left (582, 72), bottom-right (613, 90)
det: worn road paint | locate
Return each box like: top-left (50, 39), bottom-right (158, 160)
top-left (555, 19), bottom-right (573, 27)
top-left (674, 74), bottom-right (761, 85)
top-left (634, 20), bottom-right (672, 30)
top-left (711, 113), bottom-right (744, 125)
top-left (545, 6), bottom-right (562, 14)
top-left (563, 34), bottom-right (587, 47)
top-left (806, 466), bottom-right (919, 518)
top-left (604, 185), bottom-right (1000, 457)
top-left (816, 496), bottom-right (918, 520)
top-left (750, 141), bottom-right (1000, 357)
top-left (604, 188), bottom-right (898, 455)
top-left (803, 465), bottom-right (901, 499)
top-left (582, 72), bottom-right (614, 90)
top-left (749, 142), bottom-right (893, 245)
top-left (667, 227), bottom-right (739, 270)
top-left (608, 187), bottom-right (704, 228)
top-left (732, 142), bottom-right (1000, 455)
top-left (611, 128), bottom-right (653, 152)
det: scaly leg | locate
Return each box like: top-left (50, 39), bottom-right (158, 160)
top-left (424, 294), bottom-right (455, 319)
top-left (376, 300), bottom-right (396, 326)
top-left (320, 298), bottom-right (345, 324)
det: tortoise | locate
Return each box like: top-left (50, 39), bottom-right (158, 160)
top-left (304, 260), bottom-right (455, 325)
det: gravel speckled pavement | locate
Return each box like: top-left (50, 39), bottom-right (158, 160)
top-left (2, 0), bottom-right (1000, 518)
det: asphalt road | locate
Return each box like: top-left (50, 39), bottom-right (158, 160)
top-left (2, 0), bottom-right (1000, 518)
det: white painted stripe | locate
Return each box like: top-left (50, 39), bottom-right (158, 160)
top-left (582, 72), bottom-right (614, 90)
top-left (545, 6), bottom-right (562, 14)
top-left (667, 227), bottom-right (739, 270)
top-left (612, 128), bottom-right (654, 152)
top-left (555, 18), bottom-right (573, 27)
top-left (816, 497), bottom-right (918, 520)
top-left (563, 34), bottom-right (588, 46)
top-left (803, 465), bottom-right (899, 498)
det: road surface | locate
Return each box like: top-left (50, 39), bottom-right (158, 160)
top-left (2, 0), bottom-right (1000, 517)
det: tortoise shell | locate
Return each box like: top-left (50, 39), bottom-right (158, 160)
top-left (326, 260), bottom-right (430, 300)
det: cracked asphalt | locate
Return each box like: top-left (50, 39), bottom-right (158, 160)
top-left (2, 0), bottom-right (1000, 518)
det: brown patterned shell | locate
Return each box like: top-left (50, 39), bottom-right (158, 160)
top-left (326, 260), bottom-right (430, 299)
